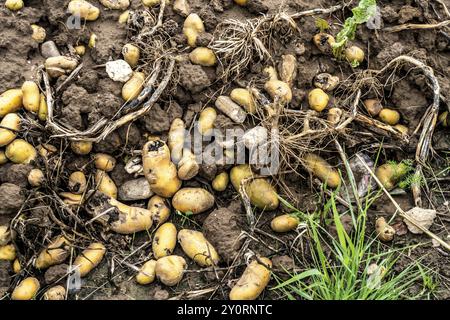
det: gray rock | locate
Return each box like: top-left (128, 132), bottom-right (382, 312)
top-left (41, 41), bottom-right (61, 58)
top-left (118, 178), bottom-right (153, 201)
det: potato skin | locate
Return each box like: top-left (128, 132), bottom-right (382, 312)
top-left (189, 47), bottom-right (217, 67)
top-left (122, 72), bottom-right (145, 101)
top-left (230, 164), bottom-right (253, 191)
top-left (0, 113), bottom-right (21, 147)
top-left (379, 108), bottom-right (400, 125)
top-left (108, 198), bottom-right (154, 234)
top-left (122, 43), bottom-right (140, 68)
top-left (178, 229), bottom-right (220, 267)
top-left (94, 153), bottom-right (116, 172)
top-left (28, 168), bottom-right (45, 187)
top-left (11, 277), bottom-right (40, 300)
top-left (0, 89), bottom-right (23, 117)
top-left (95, 170), bottom-right (118, 199)
top-left (71, 140), bottom-right (92, 155)
top-left (212, 172), bottom-right (229, 192)
top-left (147, 195), bottom-right (171, 226)
top-left (38, 94), bottom-right (48, 121)
top-left (0, 244), bottom-right (16, 260)
top-left (35, 236), bottom-right (70, 269)
top-left (152, 222), bottom-right (177, 259)
top-left (0, 225), bottom-right (11, 246)
top-left (43, 285), bottom-right (66, 300)
top-left (68, 0), bottom-right (100, 21)
top-left (345, 46), bottom-right (364, 65)
top-left (136, 259), bottom-right (157, 285)
top-left (177, 150), bottom-right (199, 180)
top-left (167, 118), bottom-right (185, 164)
top-left (264, 80), bottom-right (292, 104)
top-left (375, 162), bottom-right (409, 191)
top-left (22, 81), bottom-right (40, 113)
top-left (5, 139), bottom-right (37, 164)
top-left (375, 217), bottom-right (395, 242)
top-left (246, 179), bottom-right (279, 211)
top-left (229, 257), bottom-right (272, 300)
top-left (363, 99), bottom-right (383, 117)
top-left (230, 88), bottom-right (256, 114)
top-left (308, 88), bottom-right (329, 112)
top-left (69, 171), bottom-right (87, 194)
top-left (304, 153), bottom-right (341, 188)
top-left (270, 214), bottom-right (299, 232)
top-left (0, 150), bottom-right (7, 165)
top-left (172, 188), bottom-right (215, 214)
top-left (74, 242), bottom-right (106, 277)
top-left (183, 13), bottom-right (205, 47)
top-left (13, 258), bottom-right (21, 273)
top-left (155, 255), bottom-right (186, 286)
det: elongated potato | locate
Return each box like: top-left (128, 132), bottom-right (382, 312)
top-left (379, 108), bottom-right (400, 125)
top-left (5, 139), bottom-right (37, 164)
top-left (270, 214), bottom-right (299, 232)
top-left (155, 255), bottom-right (186, 286)
top-left (107, 197), bottom-right (154, 234)
top-left (0, 89), bottom-right (23, 117)
top-left (100, 0), bottom-right (129, 10)
top-left (38, 94), bottom-right (48, 121)
top-left (122, 43), bottom-right (140, 68)
top-left (212, 172), bottom-right (229, 191)
top-left (167, 118), bottom-right (185, 164)
top-left (43, 285), bottom-right (66, 300)
top-left (229, 257), bottom-right (272, 300)
top-left (95, 170), bottom-right (118, 198)
top-left (94, 153), bottom-right (116, 172)
top-left (35, 235), bottom-right (70, 269)
top-left (73, 242), bottom-right (106, 277)
top-left (136, 260), bottom-right (157, 285)
top-left (153, 222), bottom-right (177, 259)
top-left (230, 164), bottom-right (253, 191)
top-left (28, 168), bottom-right (45, 187)
top-left (71, 140), bottom-right (92, 155)
top-left (148, 195), bottom-right (171, 226)
top-left (68, 171), bottom-right (87, 194)
top-left (177, 149), bottom-right (199, 180)
top-left (198, 107), bottom-right (217, 135)
top-left (178, 229), bottom-right (220, 267)
top-left (172, 188), bottom-right (214, 214)
top-left (13, 258), bottom-right (21, 273)
top-left (183, 13), bottom-right (205, 47)
top-left (375, 162), bottom-right (410, 191)
top-left (143, 139), bottom-right (181, 198)
top-left (189, 47), bottom-right (217, 66)
top-left (230, 88), bottom-right (256, 114)
top-left (88, 33), bottom-right (97, 48)
top-left (0, 244), bottom-right (16, 260)
top-left (118, 10), bottom-right (129, 24)
top-left (12, 277), bottom-right (40, 300)
top-left (304, 153), bottom-right (341, 188)
top-left (0, 225), bottom-right (11, 246)
top-left (394, 124), bottom-right (408, 136)
top-left (122, 71), bottom-right (145, 101)
top-left (68, 0), bottom-right (100, 21)
top-left (0, 113), bottom-right (20, 147)
top-left (215, 96), bottom-right (247, 123)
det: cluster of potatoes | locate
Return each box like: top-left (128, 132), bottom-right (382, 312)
top-left (363, 99), bottom-right (408, 135)
top-left (312, 32), bottom-right (365, 66)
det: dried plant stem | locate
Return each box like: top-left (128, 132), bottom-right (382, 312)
top-left (384, 20), bottom-right (450, 32)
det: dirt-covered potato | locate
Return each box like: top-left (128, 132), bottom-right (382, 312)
top-left (230, 88), bottom-right (256, 114)
top-left (363, 99), bottom-right (383, 117)
top-left (73, 242), bottom-right (106, 277)
top-left (155, 255), bottom-right (186, 286)
top-left (28, 168), bottom-right (45, 187)
top-left (172, 187), bottom-right (215, 214)
top-left (314, 73), bottom-right (339, 91)
top-left (136, 259), bottom-right (157, 285)
top-left (94, 153), bottom-right (116, 172)
top-left (95, 170), bottom-right (118, 198)
top-left (229, 257), bottom-right (272, 300)
top-left (178, 229), bottom-right (220, 267)
top-left (61, 192), bottom-right (84, 205)
top-left (212, 172), bottom-right (229, 191)
top-left (5, 139), bottom-right (37, 164)
top-left (167, 118), bottom-right (185, 164)
top-left (215, 96), bottom-right (247, 123)
top-left (0, 113), bottom-right (21, 147)
top-left (345, 46), bottom-right (364, 65)
top-left (178, 149), bottom-right (199, 180)
top-left (100, 0), bottom-right (129, 10)
top-left (11, 277), bottom-right (40, 300)
top-left (0, 89), bottom-right (23, 117)
top-left (122, 43), bottom-right (140, 68)
top-left (45, 56), bottom-right (78, 78)
top-left (270, 214), bottom-right (299, 233)
top-left (379, 108), bottom-right (400, 125)
top-left (31, 24), bottom-right (46, 43)
top-left (13, 258), bottom-right (21, 273)
top-left (153, 222), bottom-right (177, 259)
top-left (375, 162), bottom-right (410, 191)
top-left (0, 244), bottom-right (16, 260)
top-left (183, 13), bottom-right (205, 47)
top-left (122, 72), bottom-right (145, 101)
top-left (304, 153), bottom-right (341, 188)
top-left (278, 54), bottom-right (297, 87)
top-left (264, 67), bottom-right (292, 104)
top-left (375, 217), bottom-right (395, 242)
top-left (43, 285), bottom-right (66, 300)
top-left (394, 124), bottom-right (408, 136)
top-left (35, 235), bottom-right (70, 269)
top-left (5, 0), bottom-right (23, 11)
top-left (68, 171), bottom-right (87, 194)
top-left (70, 140), bottom-right (92, 155)
top-left (68, 0), bottom-right (100, 21)
top-left (88, 33), bottom-right (97, 48)
top-left (327, 107), bottom-right (342, 125)
top-left (313, 33), bottom-right (335, 54)
top-left (0, 225), bottom-right (11, 246)
top-left (198, 107), bottom-right (217, 135)
top-left (38, 94), bottom-right (48, 121)
top-left (118, 10), bottom-right (129, 24)
top-left (74, 45), bottom-right (86, 56)
top-left (189, 47), bottom-right (217, 67)
top-left (147, 195), bottom-right (171, 226)
top-left (308, 88), bottom-right (329, 112)
top-left (142, 0), bottom-right (160, 7)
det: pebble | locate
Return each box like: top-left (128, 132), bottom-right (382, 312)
top-left (105, 60), bottom-right (133, 83)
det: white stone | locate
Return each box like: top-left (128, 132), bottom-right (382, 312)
top-left (404, 207), bottom-right (436, 234)
top-left (105, 59), bottom-right (133, 82)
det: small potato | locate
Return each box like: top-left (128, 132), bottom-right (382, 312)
top-left (142, 0), bottom-right (160, 7)
top-left (0, 113), bottom-right (21, 147)
top-left (183, 13), bottom-right (205, 47)
top-left (234, 0), bottom-right (247, 5)
top-left (31, 25), bottom-right (46, 43)
top-left (69, 171), bottom-right (87, 194)
top-left (118, 10), bottom-right (130, 24)
top-left (5, 139), bottom-right (37, 164)
top-left (71, 140), bottom-right (92, 155)
top-left (394, 124), bottom-right (408, 136)
top-left (13, 258), bottom-right (21, 273)
top-left (122, 72), bottom-right (145, 101)
top-left (304, 153), bottom-right (341, 188)
top-left (189, 47), bottom-right (217, 67)
top-left (314, 73), bottom-right (339, 92)
top-left (313, 33), bottom-right (335, 54)
top-left (308, 88), bottom-right (329, 112)
top-left (375, 217), bottom-right (395, 242)
top-left (264, 80), bottom-right (292, 104)
top-left (0, 225), bottom-right (11, 246)
top-left (45, 56), bottom-right (78, 78)
top-left (148, 195), bottom-right (171, 226)
top-left (0, 89), bottom-right (23, 117)
top-left (375, 162), bottom-right (410, 191)
top-left (178, 149), bottom-right (199, 180)
top-left (28, 168), bottom-right (45, 187)
top-left (22, 81), bottom-right (40, 113)
top-left (73, 242), bottom-right (106, 277)
top-left (363, 99), bottom-right (383, 117)
top-left (38, 94), bottom-right (48, 121)
top-left (212, 172), bottom-right (229, 192)
top-left (43, 285), bottom-right (66, 300)
top-left (439, 111), bottom-right (449, 127)
top-left (167, 118), bottom-right (185, 164)
top-left (327, 107), bottom-right (342, 126)
top-left (88, 33), bottom-right (97, 48)
top-left (0, 244), bottom-right (16, 261)
top-left (11, 277), bottom-right (40, 300)
top-left (68, 0), bottom-right (100, 21)
top-left (172, 188), bottom-right (215, 214)
top-left (270, 214), bottom-right (299, 233)
top-left (155, 255), bottom-right (186, 286)
top-left (136, 260), bottom-right (157, 285)
top-left (246, 179), bottom-right (279, 211)
top-left (379, 108), bottom-right (400, 125)
top-left (74, 45), bottom-right (86, 56)
top-left (197, 107), bottom-right (216, 135)
top-left (215, 96), bottom-right (247, 123)
top-left (122, 43), bottom-right (140, 68)
top-left (278, 54), bottom-right (297, 87)
top-left (230, 88), bottom-right (256, 114)
top-left (94, 153), bottom-right (116, 172)
top-left (5, 0), bottom-right (23, 11)
top-left (95, 170), bottom-right (118, 199)
top-left (100, 0), bottom-right (130, 10)
top-left (178, 229), bottom-right (220, 267)
top-left (35, 235), bottom-right (70, 269)
top-left (153, 222), bottom-right (177, 259)
top-left (229, 257), bottom-right (272, 300)
top-left (38, 143), bottom-right (57, 158)
top-left (345, 46), bottom-right (364, 66)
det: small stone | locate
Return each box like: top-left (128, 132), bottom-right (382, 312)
top-left (404, 207), bottom-right (436, 234)
top-left (41, 41), bottom-right (61, 58)
top-left (242, 126), bottom-right (268, 149)
top-left (105, 60), bottom-right (133, 83)
top-left (173, 0), bottom-right (190, 17)
top-left (118, 178), bottom-right (153, 201)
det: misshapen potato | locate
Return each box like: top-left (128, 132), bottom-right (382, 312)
top-left (375, 217), bottom-right (395, 242)
top-left (304, 153), bottom-right (340, 188)
top-left (167, 118), bottom-right (185, 164)
top-left (363, 99), bottom-right (383, 117)
top-left (153, 222), bottom-right (177, 259)
top-left (28, 168), bottom-right (45, 187)
top-left (0, 89), bottom-right (23, 117)
top-left (68, 0), bottom-right (100, 21)
top-left (122, 43), bottom-right (140, 68)
top-left (106, 197), bottom-right (154, 234)
top-left (31, 25), bottom-right (46, 43)
top-left (308, 88), bottom-right (329, 112)
top-left (100, 0), bottom-right (129, 10)
top-left (71, 140), bottom-right (92, 155)
top-left (0, 113), bottom-right (21, 147)
top-left (0, 244), bottom-right (16, 260)
top-left (278, 54), bottom-right (297, 87)
top-left (212, 172), bottom-right (229, 192)
top-left (122, 71), bottom-right (145, 101)
top-left (172, 188), bottom-right (215, 214)
top-left (178, 229), bottom-right (220, 267)
top-left (43, 285), bottom-right (66, 300)
top-left (270, 214), bottom-right (299, 233)
top-left (73, 242), bottom-right (106, 277)
top-left (94, 153), bottom-right (116, 172)
top-left (147, 195), bottom-right (171, 226)
top-left (229, 257), bottom-right (272, 300)
top-left (215, 96), bottom-right (247, 124)
top-left (45, 56), bottom-right (78, 78)
top-left (12, 277), bottom-right (40, 300)
top-left (183, 13), bottom-right (205, 47)
top-left (230, 88), bottom-right (256, 114)
top-left (68, 171), bottom-right (87, 194)
top-left (314, 73), bottom-right (339, 91)
top-left (264, 67), bottom-right (292, 104)
top-left (136, 260), bottom-right (157, 285)
top-left (327, 107), bottom-right (342, 126)
top-left (5, 139), bottom-right (37, 164)
top-left (35, 235), bottom-right (70, 269)
top-left (313, 33), bottom-right (335, 54)
top-left (189, 47), bottom-right (217, 67)
top-left (197, 107), bottom-right (216, 135)
top-left (95, 170), bottom-right (118, 198)
top-left (155, 255), bottom-right (186, 286)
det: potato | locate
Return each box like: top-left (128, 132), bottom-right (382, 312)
top-left (21, 81), bottom-right (40, 113)
top-left (178, 229), bottom-right (220, 267)
top-left (100, 0), bottom-right (129, 10)
top-left (375, 217), bottom-right (395, 242)
top-left (11, 277), bottom-right (40, 300)
top-left (74, 45), bottom-right (86, 56)
top-left (375, 162), bottom-right (410, 191)
top-left (147, 195), bottom-right (171, 226)
top-left (88, 33), bottom-right (97, 48)
top-left (68, 0), bottom-right (100, 21)
top-left (28, 168), bottom-right (45, 187)
top-left (212, 172), bottom-right (229, 192)
top-left (143, 139), bottom-right (182, 198)
top-left (178, 149), bottom-right (199, 180)
top-left (0, 113), bottom-right (21, 147)
top-left (43, 285), bottom-right (66, 300)
top-left (270, 214), bottom-right (299, 233)
top-left (122, 43), bottom-right (140, 68)
top-left (38, 94), bottom-right (48, 121)
top-left (234, 0), bottom-right (247, 5)
top-left (308, 88), bottom-right (329, 112)
top-left (6, 139), bottom-right (37, 164)
top-left (60, 192), bottom-right (84, 205)
top-left (304, 153), bottom-right (341, 188)
top-left (142, 0), bottom-right (160, 7)
top-left (153, 222), bottom-right (177, 259)
top-left (136, 260), bottom-right (157, 285)
top-left (38, 143), bottom-right (57, 158)
top-left (95, 170), bottom-right (118, 199)
top-left (189, 47), bottom-right (217, 67)
top-left (35, 235), bottom-right (70, 269)
top-left (118, 10), bottom-right (130, 24)
top-left (31, 25), bottom-right (46, 43)
top-left (0, 150), bottom-right (7, 165)
top-left (5, 0), bottom-right (23, 11)
top-left (229, 257), bottom-right (272, 300)
top-left (0, 225), bottom-right (11, 246)
top-left (73, 242), bottom-right (106, 277)
top-left (167, 118), bottom-right (185, 164)
top-left (394, 124), bottom-right (408, 136)
top-left (0, 89), bottom-right (23, 117)
top-left (313, 33), bottom-right (335, 54)
top-left (215, 96), bottom-right (247, 123)
top-left (183, 13), bottom-right (205, 47)
top-left (69, 171), bottom-right (87, 194)
top-left (71, 140), bottom-right (92, 155)
top-left (264, 79), bottom-right (292, 104)
top-left (230, 164), bottom-right (253, 191)
top-left (314, 73), bottom-right (339, 92)
top-left (196, 107), bottom-right (216, 136)
top-left (155, 255), bottom-right (186, 286)
top-left (94, 153), bottom-right (116, 172)
top-left (122, 71), bottom-right (145, 101)
top-left (0, 244), bottom-right (16, 260)
top-left (13, 258), bottom-right (21, 273)
top-left (327, 107), bottom-right (342, 126)
top-left (379, 108), bottom-right (400, 125)
top-left (230, 88), bottom-right (256, 114)
top-left (278, 54), bottom-right (297, 87)
top-left (363, 99), bottom-right (383, 117)
top-left (45, 56), bottom-right (78, 78)
top-left (172, 188), bottom-right (215, 214)
top-left (345, 46), bottom-right (364, 65)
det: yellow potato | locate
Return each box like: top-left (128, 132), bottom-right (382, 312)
top-left (88, 33), bottom-right (97, 48)
top-left (152, 222), bottom-right (177, 259)
top-left (136, 260), bottom-right (157, 285)
top-left (212, 172), bottom-right (229, 192)
top-left (5, 0), bottom-right (23, 11)
top-left (229, 257), bottom-right (272, 300)
top-left (147, 195), bottom-right (171, 226)
top-left (246, 179), bottom-right (279, 211)
top-left (45, 56), bottom-right (78, 78)
top-left (345, 46), bottom-right (365, 65)
top-left (74, 45), bottom-right (86, 56)
top-left (363, 99), bottom-right (383, 117)
top-left (230, 88), bottom-right (256, 114)
top-left (13, 258), bottom-right (21, 273)
top-left (264, 80), bottom-right (292, 104)
top-left (68, 0), bottom-right (100, 21)
top-left (178, 229), bottom-right (220, 267)
top-left (5, 139), bottom-right (37, 164)
top-left (22, 81), bottom-right (40, 113)
top-left (28, 168), bottom-right (45, 187)
top-left (313, 33), bottom-right (335, 54)
top-left (142, 0), bottom-right (160, 7)
top-left (0, 225), bottom-right (11, 246)
top-left (122, 43), bottom-right (140, 68)
top-left (270, 214), bottom-right (299, 232)
top-left (375, 162), bottom-right (410, 191)
top-left (122, 72), bottom-right (145, 101)
top-left (60, 192), bottom-right (84, 205)
top-left (35, 235), bottom-right (70, 269)
top-left (177, 149), bottom-right (199, 180)
top-left (107, 197), bottom-right (154, 234)
top-left (70, 140), bottom-right (92, 155)
top-left (100, 0), bottom-right (129, 10)
top-left (379, 108), bottom-right (400, 125)
top-left (230, 164), bottom-right (253, 191)
top-left (38, 94), bottom-right (48, 121)
top-left (394, 124), bottom-right (408, 136)
top-left (0, 89), bottom-right (23, 117)
top-left (189, 47), bottom-right (217, 67)
top-left (95, 170), bottom-right (118, 199)
top-left (11, 277), bottom-right (40, 300)
top-left (172, 188), bottom-right (215, 214)
top-left (0, 150), bottom-right (7, 165)
top-left (31, 25), bottom-right (46, 43)
top-left (68, 171), bottom-right (87, 194)
top-left (183, 13), bottom-right (205, 47)
top-left (234, 0), bottom-right (247, 5)
top-left (308, 88), bottom-right (329, 112)
top-left (94, 153), bottom-right (116, 172)
top-left (155, 255), bottom-right (186, 286)
top-left (0, 244), bottom-right (16, 260)
top-left (197, 107), bottom-right (217, 135)
top-left (167, 118), bottom-right (185, 164)
top-left (304, 153), bottom-right (341, 188)
top-left (327, 107), bottom-right (342, 125)
top-left (0, 113), bottom-right (21, 147)
top-left (73, 242), bottom-right (106, 277)
top-left (43, 285), bottom-right (66, 300)
top-left (375, 217), bottom-right (395, 242)
top-left (118, 10), bottom-right (130, 24)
